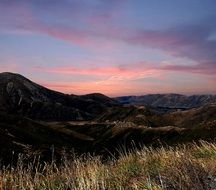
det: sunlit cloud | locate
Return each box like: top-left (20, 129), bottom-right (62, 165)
top-left (1, 0), bottom-right (216, 95)
top-left (1, 0), bottom-right (216, 67)
top-left (32, 64), bottom-right (163, 81)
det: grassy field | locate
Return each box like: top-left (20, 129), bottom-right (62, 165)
top-left (1, 141), bottom-right (216, 190)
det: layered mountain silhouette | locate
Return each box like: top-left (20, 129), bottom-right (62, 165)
top-left (0, 72), bottom-right (216, 163)
top-left (116, 94), bottom-right (216, 109)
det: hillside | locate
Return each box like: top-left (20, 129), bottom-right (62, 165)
top-left (0, 72), bottom-right (119, 120)
top-left (116, 94), bottom-right (216, 110)
top-left (0, 72), bottom-right (216, 164)
top-left (1, 105), bottom-right (216, 163)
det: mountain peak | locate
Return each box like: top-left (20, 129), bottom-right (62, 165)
top-left (0, 72), bottom-right (118, 120)
top-left (0, 72), bottom-right (34, 85)
top-left (0, 72), bottom-right (25, 78)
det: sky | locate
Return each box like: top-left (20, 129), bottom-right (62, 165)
top-left (0, 0), bottom-right (216, 96)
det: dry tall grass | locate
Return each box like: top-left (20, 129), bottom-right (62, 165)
top-left (1, 141), bottom-right (216, 190)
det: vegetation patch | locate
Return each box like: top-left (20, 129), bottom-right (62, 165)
top-left (1, 142), bottom-right (216, 189)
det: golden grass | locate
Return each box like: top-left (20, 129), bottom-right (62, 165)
top-left (1, 141), bottom-right (216, 190)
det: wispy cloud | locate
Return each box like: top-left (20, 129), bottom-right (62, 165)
top-left (33, 64), bottom-right (162, 82)
top-left (1, 0), bottom-right (216, 95)
top-left (41, 80), bottom-right (133, 96)
top-left (33, 57), bottom-right (216, 81)
top-left (160, 63), bottom-right (216, 75)
top-left (1, 0), bottom-right (215, 68)
top-left (124, 20), bottom-right (216, 65)
top-left (0, 0), bottom-right (124, 45)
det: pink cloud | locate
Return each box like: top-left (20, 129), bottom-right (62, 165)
top-left (32, 64), bottom-right (163, 82)
top-left (34, 22), bottom-right (216, 74)
top-left (0, 0), bottom-right (125, 46)
top-left (1, 0), bottom-right (216, 96)
top-left (33, 24), bottom-right (93, 45)
top-left (0, 1), bottom-right (94, 45)
top-left (33, 65), bottom-right (136, 76)
top-left (29, 62), bottom-right (216, 96)
top-left (2, 0), bottom-right (215, 69)
top-left (40, 81), bottom-right (130, 96)
top-left (32, 58), bottom-right (216, 82)
top-left (161, 64), bottom-right (216, 75)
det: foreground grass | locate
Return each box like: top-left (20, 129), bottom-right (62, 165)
top-left (1, 141), bottom-right (216, 190)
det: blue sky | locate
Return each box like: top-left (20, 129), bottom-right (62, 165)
top-left (0, 0), bottom-right (216, 96)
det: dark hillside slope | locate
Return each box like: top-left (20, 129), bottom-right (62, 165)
top-left (0, 112), bottom-right (94, 163)
top-left (0, 72), bottom-right (119, 120)
top-left (0, 104), bottom-right (216, 163)
top-left (116, 94), bottom-right (216, 109)
top-left (0, 72), bottom-right (216, 163)
top-left (96, 105), bottom-right (153, 125)
top-left (155, 103), bottom-right (216, 128)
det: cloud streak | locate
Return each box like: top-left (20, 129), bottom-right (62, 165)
top-left (32, 61), bottom-right (216, 88)
top-left (1, 0), bottom-right (216, 95)
top-left (33, 64), bottom-right (161, 82)
top-left (124, 20), bottom-right (216, 65)
top-left (1, 0), bottom-right (216, 67)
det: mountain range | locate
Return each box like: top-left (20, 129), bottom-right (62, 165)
top-left (116, 94), bottom-right (216, 109)
top-left (0, 72), bottom-right (216, 164)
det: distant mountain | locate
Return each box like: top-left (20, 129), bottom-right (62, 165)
top-left (0, 72), bottom-right (119, 120)
top-left (0, 72), bottom-right (216, 163)
top-left (116, 94), bottom-right (216, 109)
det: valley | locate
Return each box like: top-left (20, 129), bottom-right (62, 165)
top-left (0, 72), bottom-right (216, 165)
